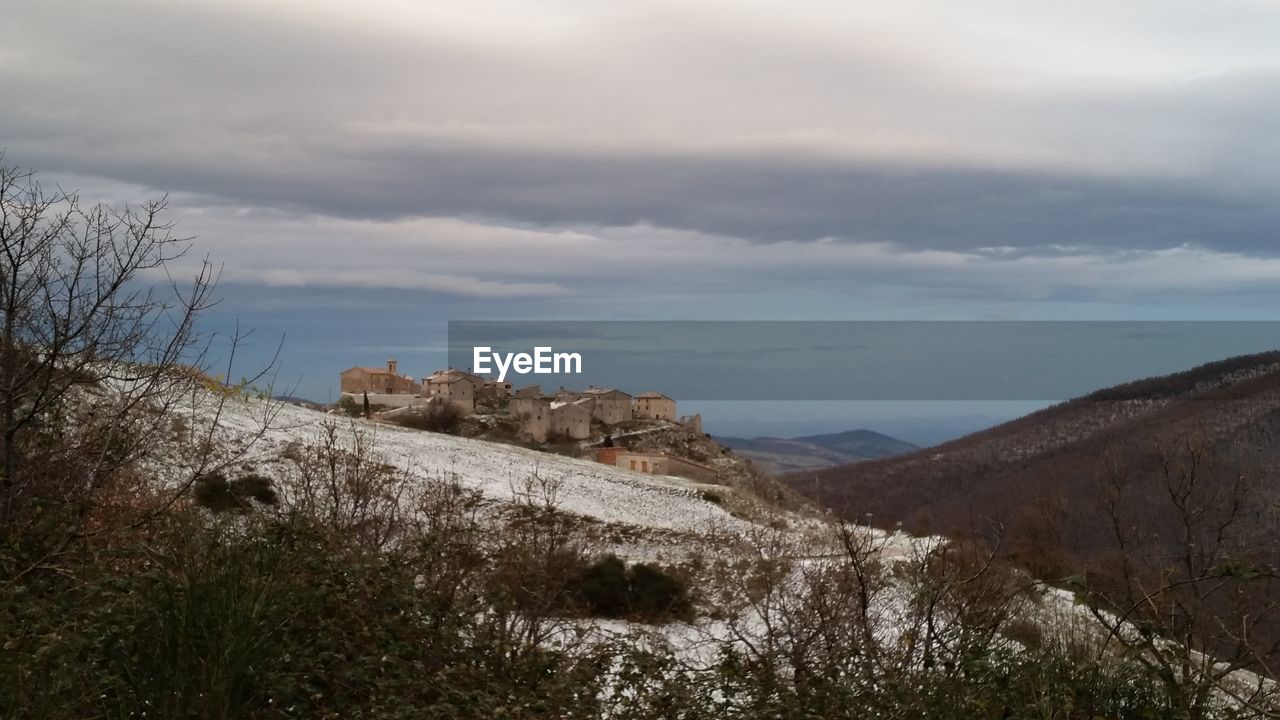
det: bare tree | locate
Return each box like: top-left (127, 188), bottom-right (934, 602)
top-left (277, 420), bottom-right (415, 552)
top-left (1083, 435), bottom-right (1280, 718)
top-left (0, 159), bottom-right (274, 575)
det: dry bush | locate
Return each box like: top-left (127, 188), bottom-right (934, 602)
top-left (275, 420), bottom-right (415, 552)
top-left (1079, 436), bottom-right (1280, 716)
top-left (387, 400), bottom-right (463, 434)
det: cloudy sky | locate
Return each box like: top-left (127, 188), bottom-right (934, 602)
top-left (5, 0), bottom-right (1280, 423)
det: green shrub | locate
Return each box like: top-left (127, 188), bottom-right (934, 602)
top-left (577, 555), bottom-right (631, 617)
top-left (574, 555), bottom-right (692, 622)
top-left (627, 562), bottom-right (691, 621)
top-left (193, 473), bottom-right (279, 513)
top-left (231, 474), bottom-right (279, 506)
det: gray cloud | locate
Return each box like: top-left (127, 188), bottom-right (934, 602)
top-left (15, 140), bottom-right (1280, 255)
top-left (5, 0), bottom-right (1280, 307)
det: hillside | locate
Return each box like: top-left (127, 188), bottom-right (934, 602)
top-left (14, 375), bottom-right (1278, 716)
top-left (785, 351), bottom-right (1280, 544)
top-left (156, 394), bottom-right (803, 557)
top-left (785, 351), bottom-right (1280, 672)
top-left (716, 429), bottom-right (918, 475)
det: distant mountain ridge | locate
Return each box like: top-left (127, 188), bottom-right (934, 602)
top-left (781, 351), bottom-right (1280, 676)
top-left (716, 429), bottom-right (918, 475)
top-left (782, 350), bottom-right (1280, 581)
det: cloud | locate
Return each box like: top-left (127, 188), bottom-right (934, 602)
top-left (139, 201), bottom-right (1280, 304)
top-left (238, 267), bottom-right (572, 299)
top-left (6, 0), bottom-right (1280, 313)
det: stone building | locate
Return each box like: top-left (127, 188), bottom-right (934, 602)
top-left (580, 387), bottom-right (632, 425)
top-left (550, 399), bottom-right (592, 440)
top-left (509, 394), bottom-right (550, 440)
top-left (340, 359), bottom-right (419, 395)
top-left (679, 413), bottom-right (703, 433)
top-left (481, 379), bottom-right (513, 399)
top-left (513, 396), bottom-right (551, 441)
top-left (423, 369), bottom-right (483, 414)
top-left (596, 447), bottom-right (668, 474)
top-left (633, 391), bottom-right (677, 422)
top-left (510, 394), bottom-right (592, 442)
top-left (513, 384), bottom-right (542, 398)
top-left (509, 393), bottom-right (544, 420)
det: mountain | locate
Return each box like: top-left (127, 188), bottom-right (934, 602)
top-left (783, 351), bottom-right (1280, 669)
top-left (717, 429), bottom-right (918, 475)
top-left (785, 351), bottom-right (1280, 552)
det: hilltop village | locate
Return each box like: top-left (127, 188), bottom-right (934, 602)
top-left (338, 359), bottom-right (720, 482)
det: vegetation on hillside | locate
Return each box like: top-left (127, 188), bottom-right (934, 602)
top-left (790, 360), bottom-right (1280, 705)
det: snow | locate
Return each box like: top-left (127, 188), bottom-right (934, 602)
top-left (166, 393), bottom-right (758, 536)
top-left (149, 389), bottom-right (1275, 708)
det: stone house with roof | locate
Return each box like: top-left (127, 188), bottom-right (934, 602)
top-left (513, 384), bottom-right (542, 398)
top-left (596, 447), bottom-right (667, 474)
top-left (340, 359), bottom-right (420, 395)
top-left (509, 385), bottom-right (549, 421)
top-left (633, 391), bottom-right (677, 421)
top-left (550, 399), bottom-right (591, 440)
top-left (579, 387), bottom-right (632, 425)
top-left (481, 379), bottom-right (513, 399)
top-left (509, 392), bottom-right (591, 442)
top-left (512, 396), bottom-right (551, 441)
top-left (423, 369), bottom-right (484, 414)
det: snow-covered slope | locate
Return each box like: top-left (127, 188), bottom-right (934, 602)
top-left (169, 393), bottom-right (760, 536)
top-left (156, 390), bottom-right (1273, 704)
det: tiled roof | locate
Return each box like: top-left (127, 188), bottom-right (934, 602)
top-left (343, 366), bottom-right (393, 375)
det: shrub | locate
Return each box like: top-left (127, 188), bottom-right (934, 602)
top-left (391, 401), bottom-right (463, 434)
top-left (574, 555), bottom-right (692, 622)
top-left (232, 474), bottom-right (279, 506)
top-left (577, 555), bottom-right (631, 617)
top-left (336, 394), bottom-right (361, 416)
top-left (628, 562), bottom-right (692, 621)
top-left (193, 473), bottom-right (279, 513)
top-left (193, 473), bottom-right (245, 512)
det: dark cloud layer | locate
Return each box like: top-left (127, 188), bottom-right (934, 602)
top-left (14, 141), bottom-right (1278, 255)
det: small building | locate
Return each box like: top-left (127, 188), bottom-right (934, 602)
top-left (550, 399), bottom-right (591, 440)
top-left (581, 387), bottom-right (632, 425)
top-left (596, 447), bottom-right (667, 475)
top-left (340, 359), bottom-right (420, 395)
top-left (423, 369), bottom-right (483, 414)
top-left (514, 396), bottom-right (551, 442)
top-left (512, 395), bottom-right (589, 442)
top-left (633, 391), bottom-right (677, 422)
top-left (481, 379), bottom-right (513, 399)
top-left (513, 384), bottom-right (542, 398)
top-left (595, 446), bottom-right (627, 466)
top-left (510, 393), bottom-right (546, 420)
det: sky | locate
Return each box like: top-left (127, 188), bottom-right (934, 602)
top-left (5, 0), bottom-right (1280, 437)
